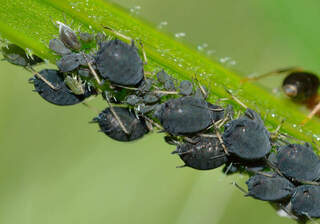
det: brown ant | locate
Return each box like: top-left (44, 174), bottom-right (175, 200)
top-left (242, 67), bottom-right (320, 124)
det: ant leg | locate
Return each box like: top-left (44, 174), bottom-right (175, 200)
top-left (241, 67), bottom-right (302, 83)
top-left (25, 67), bottom-right (58, 90)
top-left (302, 101), bottom-right (320, 125)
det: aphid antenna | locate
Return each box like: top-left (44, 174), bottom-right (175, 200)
top-left (102, 25), bottom-right (132, 42)
top-left (112, 84), bottom-right (138, 91)
top-left (231, 181), bottom-right (248, 195)
top-left (105, 96), bottom-right (130, 135)
top-left (81, 52), bottom-right (102, 85)
top-left (153, 90), bottom-right (178, 95)
top-left (25, 66), bottom-right (58, 90)
top-left (225, 88), bottom-right (248, 109)
top-left (215, 116), bottom-right (230, 129)
top-left (241, 66), bottom-right (302, 83)
top-left (248, 170), bottom-right (274, 178)
top-left (194, 74), bottom-right (208, 99)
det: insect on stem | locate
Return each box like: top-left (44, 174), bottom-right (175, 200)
top-left (82, 53), bottom-right (102, 85)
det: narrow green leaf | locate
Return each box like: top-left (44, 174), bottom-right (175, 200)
top-left (1, 0), bottom-right (320, 149)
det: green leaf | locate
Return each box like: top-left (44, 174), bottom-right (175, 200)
top-left (0, 0), bottom-right (320, 149)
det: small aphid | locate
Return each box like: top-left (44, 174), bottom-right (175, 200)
top-left (126, 95), bottom-right (142, 106)
top-left (56, 53), bottom-right (93, 73)
top-left (291, 185), bottom-right (320, 218)
top-left (57, 21), bottom-right (81, 50)
top-left (246, 173), bottom-right (295, 202)
top-left (1, 44), bottom-right (43, 66)
top-left (179, 80), bottom-right (193, 96)
top-left (143, 93), bottom-right (159, 104)
top-left (78, 68), bottom-right (90, 78)
top-left (49, 38), bottom-right (71, 56)
top-left (64, 75), bottom-right (85, 95)
top-left (33, 69), bottom-right (93, 106)
top-left (172, 136), bottom-right (228, 170)
top-left (79, 32), bottom-right (94, 43)
top-left (93, 107), bottom-right (149, 142)
top-left (275, 143), bottom-right (320, 182)
top-left (154, 96), bottom-right (224, 135)
top-left (95, 39), bottom-right (144, 86)
top-left (222, 108), bottom-right (271, 160)
top-left (156, 70), bottom-right (176, 91)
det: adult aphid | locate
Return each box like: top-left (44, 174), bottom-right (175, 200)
top-left (222, 108), bottom-right (271, 160)
top-left (95, 39), bottom-right (144, 86)
top-left (246, 173), bottom-right (295, 202)
top-left (32, 69), bottom-right (94, 106)
top-left (171, 136), bottom-right (228, 170)
top-left (56, 21), bottom-right (81, 51)
top-left (92, 107), bottom-right (149, 142)
top-left (154, 96), bottom-right (224, 135)
top-left (275, 143), bottom-right (320, 182)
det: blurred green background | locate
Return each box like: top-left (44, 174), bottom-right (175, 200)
top-left (1, 0), bottom-right (319, 223)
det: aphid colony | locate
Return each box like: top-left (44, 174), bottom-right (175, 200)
top-left (2, 21), bottom-right (320, 222)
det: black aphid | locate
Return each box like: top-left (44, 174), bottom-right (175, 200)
top-left (156, 70), bottom-right (176, 91)
top-left (276, 143), bottom-right (320, 182)
top-left (126, 95), bottom-right (142, 106)
top-left (2, 44), bottom-right (43, 66)
top-left (154, 96), bottom-right (223, 135)
top-left (56, 53), bottom-right (93, 72)
top-left (33, 69), bottom-right (93, 106)
top-left (95, 39), bottom-right (144, 86)
top-left (179, 80), bottom-right (193, 96)
top-left (49, 38), bottom-right (71, 56)
top-left (246, 173), bottom-right (295, 202)
top-left (143, 93), bottom-right (159, 104)
top-left (172, 136), bottom-right (228, 170)
top-left (79, 32), bottom-right (94, 43)
top-left (222, 108), bottom-right (271, 160)
top-left (57, 21), bottom-right (81, 50)
top-left (94, 107), bottom-right (149, 142)
top-left (291, 185), bottom-right (320, 218)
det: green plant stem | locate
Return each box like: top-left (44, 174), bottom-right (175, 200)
top-left (0, 0), bottom-right (320, 150)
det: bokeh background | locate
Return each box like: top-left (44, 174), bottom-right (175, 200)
top-left (1, 0), bottom-right (319, 223)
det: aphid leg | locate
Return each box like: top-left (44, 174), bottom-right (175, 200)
top-left (143, 115), bottom-right (162, 130)
top-left (153, 90), bottom-right (178, 95)
top-left (176, 164), bottom-right (187, 168)
top-left (215, 129), bottom-right (229, 155)
top-left (241, 67), bottom-right (302, 83)
top-left (225, 88), bottom-right (248, 109)
top-left (25, 67), bottom-right (58, 90)
top-left (82, 53), bottom-right (102, 85)
top-left (231, 182), bottom-right (248, 195)
top-left (224, 162), bottom-right (234, 175)
top-left (105, 97), bottom-right (130, 135)
top-left (302, 101), bottom-right (320, 125)
top-left (194, 74), bottom-right (208, 99)
top-left (103, 26), bottom-right (132, 42)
